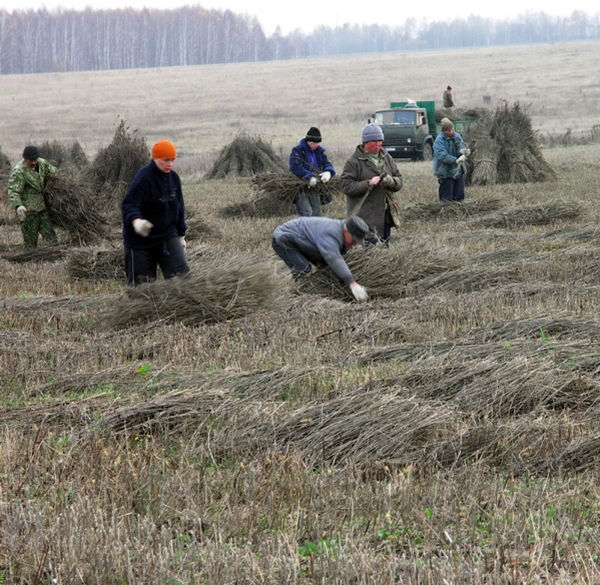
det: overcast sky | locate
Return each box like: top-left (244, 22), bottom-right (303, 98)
top-left (14, 1), bottom-right (600, 34)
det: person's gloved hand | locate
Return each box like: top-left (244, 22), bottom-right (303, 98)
top-left (180, 236), bottom-right (187, 249)
top-left (459, 148), bottom-right (471, 156)
top-left (382, 174), bottom-right (395, 187)
top-left (456, 155), bottom-right (467, 165)
top-left (349, 282), bottom-right (369, 302)
top-left (308, 176), bottom-right (318, 188)
top-left (133, 218), bottom-right (154, 237)
top-left (319, 171), bottom-right (331, 183)
top-left (16, 205), bottom-right (27, 221)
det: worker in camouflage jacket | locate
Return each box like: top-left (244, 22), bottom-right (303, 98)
top-left (8, 145), bottom-right (58, 249)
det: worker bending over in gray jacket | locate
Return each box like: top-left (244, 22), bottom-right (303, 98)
top-left (271, 215), bottom-right (370, 302)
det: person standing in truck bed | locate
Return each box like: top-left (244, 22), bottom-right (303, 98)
top-left (443, 85), bottom-right (455, 108)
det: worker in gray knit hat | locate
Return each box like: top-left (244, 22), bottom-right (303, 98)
top-left (289, 126), bottom-right (336, 217)
top-left (340, 123), bottom-right (403, 245)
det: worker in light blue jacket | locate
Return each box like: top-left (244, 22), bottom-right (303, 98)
top-left (433, 117), bottom-right (469, 202)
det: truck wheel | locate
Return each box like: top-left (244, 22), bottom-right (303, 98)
top-left (422, 143), bottom-right (433, 161)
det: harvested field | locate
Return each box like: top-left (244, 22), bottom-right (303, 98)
top-left (4, 44), bottom-right (600, 583)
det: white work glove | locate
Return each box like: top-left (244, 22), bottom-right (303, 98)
top-left (308, 176), bottom-right (318, 188)
top-left (459, 148), bottom-right (471, 156)
top-left (16, 205), bottom-right (27, 221)
top-left (132, 218), bottom-right (154, 237)
top-left (349, 282), bottom-right (369, 302)
top-left (180, 236), bottom-right (187, 249)
top-left (456, 155), bottom-right (467, 165)
top-left (382, 175), bottom-right (395, 187)
top-left (319, 171), bottom-right (331, 183)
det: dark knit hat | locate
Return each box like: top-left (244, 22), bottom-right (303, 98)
top-left (305, 127), bottom-right (322, 142)
top-left (22, 145), bottom-right (40, 160)
top-left (361, 123), bottom-right (384, 143)
top-left (345, 216), bottom-right (369, 245)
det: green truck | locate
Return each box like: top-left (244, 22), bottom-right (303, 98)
top-left (370, 100), bottom-right (472, 161)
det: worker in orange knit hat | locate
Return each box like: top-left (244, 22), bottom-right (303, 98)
top-left (121, 140), bottom-right (189, 285)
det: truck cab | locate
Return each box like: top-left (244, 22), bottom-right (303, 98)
top-left (371, 101), bottom-right (437, 161)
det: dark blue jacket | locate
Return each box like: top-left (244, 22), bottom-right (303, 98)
top-left (289, 138), bottom-right (335, 183)
top-left (122, 160), bottom-right (186, 249)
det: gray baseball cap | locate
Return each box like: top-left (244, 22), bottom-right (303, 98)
top-left (345, 216), bottom-right (369, 245)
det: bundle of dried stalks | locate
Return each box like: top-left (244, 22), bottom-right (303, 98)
top-left (44, 171), bottom-right (110, 244)
top-left (468, 134), bottom-right (499, 185)
top-left (473, 201), bottom-right (581, 229)
top-left (94, 364), bottom-right (340, 434)
top-left (83, 120), bottom-right (149, 219)
top-left (466, 102), bottom-right (555, 185)
top-left (253, 171), bottom-right (341, 202)
top-left (532, 436), bottom-right (600, 474)
top-left (40, 139), bottom-right (89, 170)
top-left (239, 391), bottom-right (459, 467)
top-left (0, 195), bottom-right (17, 226)
top-left (350, 339), bottom-right (600, 377)
top-left (465, 312), bottom-right (600, 343)
top-left (1, 245), bottom-right (68, 263)
top-left (296, 245), bottom-right (461, 301)
top-left (219, 194), bottom-right (293, 218)
top-left (67, 247), bottom-right (123, 281)
top-left (219, 171), bottom-right (342, 218)
top-left (0, 148), bottom-right (12, 186)
top-left (205, 134), bottom-right (286, 179)
top-left (0, 293), bottom-right (110, 313)
top-left (407, 265), bottom-right (522, 295)
top-left (402, 197), bottom-right (502, 220)
top-left (435, 107), bottom-right (486, 122)
top-left (543, 225), bottom-right (600, 243)
top-left (400, 355), bottom-right (600, 417)
top-left (430, 415), bottom-right (563, 470)
top-left (100, 257), bottom-right (287, 328)
top-left (0, 395), bottom-right (111, 430)
top-left (94, 387), bottom-right (237, 434)
top-left (184, 214), bottom-right (223, 242)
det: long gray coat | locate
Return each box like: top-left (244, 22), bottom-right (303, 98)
top-left (341, 145), bottom-right (402, 238)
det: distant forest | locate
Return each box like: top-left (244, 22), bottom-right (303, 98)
top-left (1, 6), bottom-right (598, 74)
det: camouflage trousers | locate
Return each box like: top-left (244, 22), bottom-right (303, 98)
top-left (20, 209), bottom-right (58, 249)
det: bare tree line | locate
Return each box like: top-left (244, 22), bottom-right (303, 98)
top-left (0, 7), bottom-right (598, 74)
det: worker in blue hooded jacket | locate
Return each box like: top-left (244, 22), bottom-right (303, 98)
top-left (433, 117), bottom-right (470, 202)
top-left (289, 127), bottom-right (336, 217)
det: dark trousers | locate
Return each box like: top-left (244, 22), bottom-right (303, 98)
top-left (294, 191), bottom-right (322, 217)
top-left (438, 174), bottom-right (465, 202)
top-left (20, 209), bottom-right (58, 249)
top-left (271, 235), bottom-right (312, 279)
top-left (124, 236), bottom-right (189, 286)
top-left (365, 220), bottom-right (392, 247)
